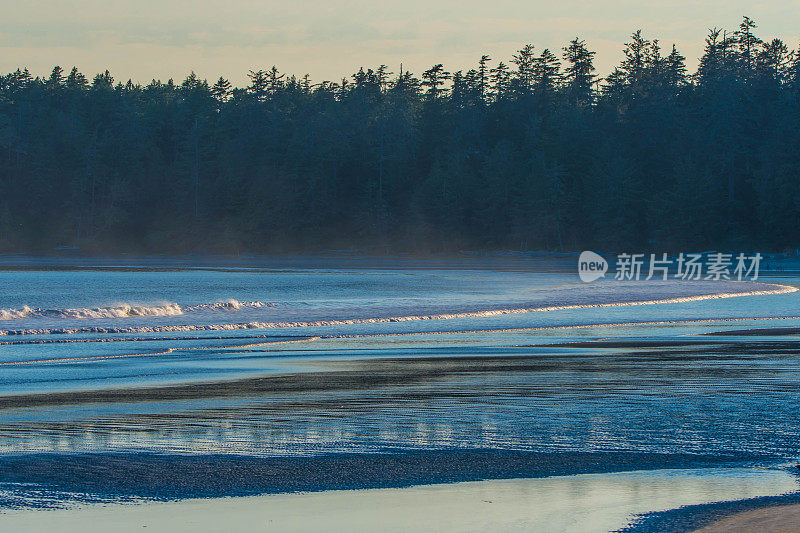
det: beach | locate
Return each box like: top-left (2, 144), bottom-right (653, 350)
top-left (3, 468), bottom-right (797, 533)
top-left (1, 259), bottom-right (800, 531)
top-left (695, 504), bottom-right (800, 532)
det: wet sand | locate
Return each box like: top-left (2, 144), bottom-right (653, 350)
top-left (693, 504), bottom-right (800, 532)
top-left (0, 451), bottom-right (762, 502)
top-left (2, 469), bottom-right (796, 533)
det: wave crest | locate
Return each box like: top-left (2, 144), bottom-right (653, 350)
top-left (0, 306), bottom-right (36, 320)
top-left (185, 300), bottom-right (273, 312)
top-left (0, 300), bottom-right (273, 321)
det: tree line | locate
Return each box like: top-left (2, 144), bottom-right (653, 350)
top-left (1, 17), bottom-right (799, 254)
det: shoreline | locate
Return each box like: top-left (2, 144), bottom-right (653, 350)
top-left (1, 467), bottom-right (796, 533)
top-left (693, 503), bottom-right (800, 532)
top-left (623, 492), bottom-right (800, 532)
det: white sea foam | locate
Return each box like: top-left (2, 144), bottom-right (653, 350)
top-left (0, 306), bottom-right (36, 320)
top-left (0, 300), bottom-right (274, 322)
top-left (185, 300), bottom-right (273, 312)
top-left (0, 303), bottom-right (184, 321)
top-left (53, 303), bottom-right (185, 319)
top-left (0, 283), bottom-right (794, 337)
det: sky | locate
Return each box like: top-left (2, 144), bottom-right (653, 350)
top-left (2, 0), bottom-right (799, 86)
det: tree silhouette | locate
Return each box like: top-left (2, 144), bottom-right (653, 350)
top-left (0, 17), bottom-right (798, 254)
top-left (562, 38), bottom-right (596, 104)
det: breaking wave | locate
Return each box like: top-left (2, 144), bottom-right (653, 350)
top-left (0, 306), bottom-right (35, 321)
top-left (0, 300), bottom-right (273, 322)
top-left (0, 284), bottom-right (794, 337)
top-left (185, 300), bottom-right (273, 312)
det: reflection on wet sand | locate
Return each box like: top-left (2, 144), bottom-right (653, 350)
top-left (1, 337), bottom-right (800, 458)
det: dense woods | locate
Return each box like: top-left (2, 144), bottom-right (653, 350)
top-left (1, 17), bottom-right (799, 253)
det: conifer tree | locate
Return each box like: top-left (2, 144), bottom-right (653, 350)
top-left (534, 49), bottom-right (562, 92)
top-left (247, 69), bottom-right (269, 101)
top-left (66, 67), bottom-right (89, 90)
top-left (562, 38), bottom-right (596, 103)
top-left (211, 77), bottom-right (232, 102)
top-left (46, 66), bottom-right (64, 90)
top-left (511, 44), bottom-right (536, 93)
top-left (665, 45), bottom-right (687, 87)
top-left (421, 64), bottom-right (450, 99)
top-left (477, 55), bottom-right (491, 101)
top-left (490, 61), bottom-right (510, 99)
top-left (735, 16), bottom-right (761, 72)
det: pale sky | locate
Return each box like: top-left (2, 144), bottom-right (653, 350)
top-left (2, 0), bottom-right (799, 86)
